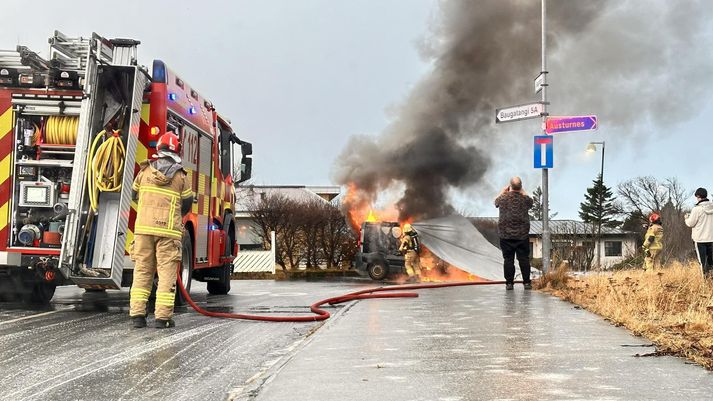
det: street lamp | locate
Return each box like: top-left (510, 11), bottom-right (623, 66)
top-left (586, 141), bottom-right (606, 271)
top-left (586, 141), bottom-right (605, 181)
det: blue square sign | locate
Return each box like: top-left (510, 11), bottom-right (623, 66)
top-left (534, 135), bottom-right (553, 169)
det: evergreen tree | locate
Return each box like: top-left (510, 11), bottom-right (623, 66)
top-left (530, 186), bottom-right (558, 221)
top-left (579, 174), bottom-right (620, 270)
top-left (579, 174), bottom-right (619, 229)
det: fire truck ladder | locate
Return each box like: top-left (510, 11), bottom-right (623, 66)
top-left (0, 46), bottom-right (49, 87)
top-left (58, 32), bottom-right (146, 289)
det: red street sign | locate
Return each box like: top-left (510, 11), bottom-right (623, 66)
top-left (545, 115), bottom-right (597, 134)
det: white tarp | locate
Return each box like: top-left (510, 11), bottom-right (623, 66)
top-left (412, 215), bottom-right (504, 281)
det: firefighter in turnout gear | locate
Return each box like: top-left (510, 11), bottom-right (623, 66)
top-left (399, 224), bottom-right (421, 281)
top-left (129, 132), bottom-right (193, 328)
top-left (643, 213), bottom-right (664, 272)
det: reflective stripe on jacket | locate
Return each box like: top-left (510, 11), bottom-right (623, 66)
top-left (643, 224), bottom-right (663, 251)
top-left (132, 160), bottom-right (192, 239)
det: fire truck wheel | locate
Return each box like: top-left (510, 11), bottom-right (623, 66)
top-left (207, 263), bottom-right (231, 295)
top-left (207, 218), bottom-right (233, 295)
top-left (175, 232), bottom-right (194, 306)
top-left (22, 280), bottom-right (56, 305)
top-left (367, 262), bottom-right (388, 281)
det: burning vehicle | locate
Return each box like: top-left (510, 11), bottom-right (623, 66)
top-left (354, 221), bottom-right (406, 280)
top-left (354, 221), bottom-right (451, 281)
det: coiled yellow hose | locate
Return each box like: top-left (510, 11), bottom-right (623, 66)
top-left (86, 130), bottom-right (125, 211)
top-left (45, 116), bottom-right (79, 145)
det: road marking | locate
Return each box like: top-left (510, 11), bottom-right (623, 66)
top-left (0, 306), bottom-right (74, 327)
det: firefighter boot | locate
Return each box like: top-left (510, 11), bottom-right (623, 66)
top-left (155, 319), bottom-right (175, 329)
top-left (132, 315), bottom-right (147, 328)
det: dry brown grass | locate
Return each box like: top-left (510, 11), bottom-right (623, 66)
top-left (537, 261), bottom-right (713, 369)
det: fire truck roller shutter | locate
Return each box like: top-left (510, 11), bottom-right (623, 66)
top-left (195, 133), bottom-right (212, 262)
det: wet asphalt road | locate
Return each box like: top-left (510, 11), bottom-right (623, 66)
top-left (2, 279), bottom-right (713, 401)
top-left (246, 283), bottom-right (713, 401)
top-left (0, 279), bottom-right (369, 401)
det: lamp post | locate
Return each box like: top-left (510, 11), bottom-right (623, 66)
top-left (586, 141), bottom-right (606, 270)
top-left (586, 141), bottom-right (606, 182)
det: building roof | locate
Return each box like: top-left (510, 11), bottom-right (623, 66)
top-left (235, 185), bottom-right (341, 215)
top-left (472, 217), bottom-right (635, 236)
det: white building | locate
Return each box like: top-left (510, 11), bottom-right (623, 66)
top-left (530, 220), bottom-right (638, 269)
top-left (473, 218), bottom-right (638, 269)
top-left (234, 185), bottom-right (341, 250)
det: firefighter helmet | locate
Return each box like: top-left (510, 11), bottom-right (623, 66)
top-left (649, 213), bottom-right (661, 224)
top-left (403, 223), bottom-right (414, 234)
top-left (157, 131), bottom-right (181, 154)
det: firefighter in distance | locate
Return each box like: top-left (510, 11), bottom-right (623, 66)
top-left (643, 213), bottom-right (664, 271)
top-left (399, 224), bottom-right (422, 281)
top-left (129, 132), bottom-right (194, 328)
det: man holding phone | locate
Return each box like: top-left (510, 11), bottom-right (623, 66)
top-left (494, 177), bottom-right (534, 290)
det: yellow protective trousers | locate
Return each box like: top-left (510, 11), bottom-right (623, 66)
top-left (644, 249), bottom-right (661, 272)
top-left (129, 234), bottom-right (182, 320)
top-left (404, 250), bottom-right (421, 277)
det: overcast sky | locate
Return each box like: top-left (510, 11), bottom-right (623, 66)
top-left (4, 1), bottom-right (712, 219)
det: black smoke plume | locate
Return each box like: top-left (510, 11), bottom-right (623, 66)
top-left (334, 0), bottom-right (713, 221)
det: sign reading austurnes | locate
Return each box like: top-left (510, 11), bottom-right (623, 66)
top-left (495, 102), bottom-right (545, 123)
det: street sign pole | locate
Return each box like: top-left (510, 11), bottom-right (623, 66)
top-left (541, 0), bottom-right (551, 275)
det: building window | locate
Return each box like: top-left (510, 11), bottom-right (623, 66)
top-left (605, 241), bottom-right (622, 257)
top-left (552, 240), bottom-right (573, 253)
top-left (529, 241), bottom-right (534, 257)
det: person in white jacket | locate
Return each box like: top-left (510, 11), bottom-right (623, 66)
top-left (685, 187), bottom-right (713, 276)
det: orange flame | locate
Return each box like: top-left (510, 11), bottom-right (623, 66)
top-left (417, 248), bottom-right (482, 283)
top-left (344, 183), bottom-right (401, 233)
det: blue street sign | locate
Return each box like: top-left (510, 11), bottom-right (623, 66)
top-left (534, 136), bottom-right (553, 169)
top-left (545, 115), bottom-right (597, 134)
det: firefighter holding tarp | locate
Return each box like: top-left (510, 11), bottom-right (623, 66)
top-left (399, 224), bottom-right (421, 281)
top-left (129, 132), bottom-right (194, 329)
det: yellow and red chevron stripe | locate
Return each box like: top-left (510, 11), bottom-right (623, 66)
top-left (0, 93), bottom-right (14, 249)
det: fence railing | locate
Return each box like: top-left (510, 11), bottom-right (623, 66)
top-left (233, 231), bottom-right (276, 274)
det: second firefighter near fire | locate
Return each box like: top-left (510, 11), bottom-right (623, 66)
top-left (399, 223), bottom-right (422, 281)
top-left (129, 132), bottom-right (194, 329)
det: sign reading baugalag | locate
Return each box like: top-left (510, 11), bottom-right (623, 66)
top-left (545, 115), bottom-right (597, 134)
top-left (495, 102), bottom-right (544, 123)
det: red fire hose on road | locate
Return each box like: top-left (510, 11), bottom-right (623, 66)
top-left (176, 265), bottom-right (520, 322)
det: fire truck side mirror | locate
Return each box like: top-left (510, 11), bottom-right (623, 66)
top-left (240, 158), bottom-right (252, 184)
top-left (237, 141), bottom-right (252, 184)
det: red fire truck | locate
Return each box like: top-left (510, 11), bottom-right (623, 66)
top-left (0, 31), bottom-right (252, 304)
